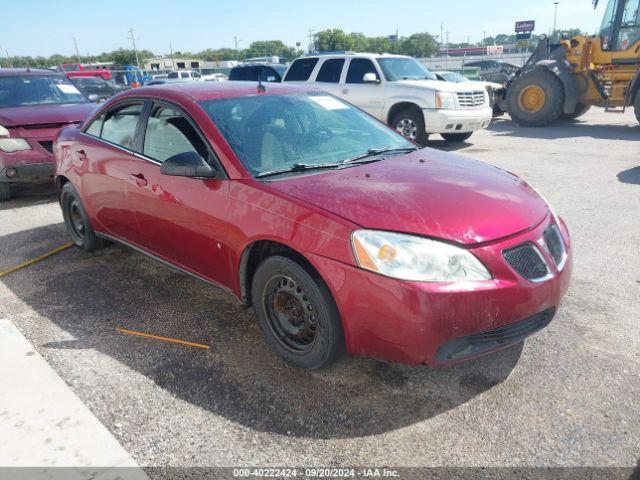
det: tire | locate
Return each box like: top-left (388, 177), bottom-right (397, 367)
top-left (441, 132), bottom-right (473, 143)
top-left (635, 94), bottom-right (640, 124)
top-left (390, 107), bottom-right (429, 146)
top-left (0, 183), bottom-right (10, 201)
top-left (60, 182), bottom-right (105, 252)
top-left (560, 103), bottom-right (591, 120)
top-left (507, 69), bottom-right (565, 127)
top-left (251, 255), bottom-right (345, 370)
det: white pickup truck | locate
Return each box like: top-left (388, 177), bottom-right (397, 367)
top-left (283, 52), bottom-right (493, 144)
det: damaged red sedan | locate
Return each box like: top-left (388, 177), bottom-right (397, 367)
top-left (54, 82), bottom-right (572, 370)
top-left (0, 69), bottom-right (95, 200)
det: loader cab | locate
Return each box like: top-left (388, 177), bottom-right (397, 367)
top-left (599, 0), bottom-right (640, 50)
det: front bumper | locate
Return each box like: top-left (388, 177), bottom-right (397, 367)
top-left (423, 106), bottom-right (493, 134)
top-left (0, 162), bottom-right (54, 184)
top-left (309, 214), bottom-right (572, 366)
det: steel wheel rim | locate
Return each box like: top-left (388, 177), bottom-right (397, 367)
top-left (263, 275), bottom-right (317, 352)
top-left (518, 85), bottom-right (546, 113)
top-left (68, 198), bottom-right (85, 239)
top-left (396, 118), bottom-right (418, 140)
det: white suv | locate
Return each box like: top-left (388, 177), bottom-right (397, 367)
top-left (283, 52), bottom-right (493, 144)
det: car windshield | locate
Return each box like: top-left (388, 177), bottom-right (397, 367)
top-left (439, 72), bottom-right (468, 83)
top-left (377, 58), bottom-right (437, 81)
top-left (199, 92), bottom-right (414, 177)
top-left (0, 75), bottom-right (88, 108)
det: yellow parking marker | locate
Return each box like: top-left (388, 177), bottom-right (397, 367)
top-left (0, 242), bottom-right (74, 278)
top-left (116, 326), bottom-right (210, 350)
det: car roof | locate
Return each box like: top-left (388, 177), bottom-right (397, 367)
top-left (233, 64), bottom-right (284, 69)
top-left (302, 52), bottom-right (410, 60)
top-left (127, 80), bottom-right (314, 102)
top-left (0, 68), bottom-right (62, 77)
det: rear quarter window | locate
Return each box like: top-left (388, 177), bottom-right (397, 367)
top-left (283, 58), bottom-right (319, 81)
top-left (316, 59), bottom-right (345, 83)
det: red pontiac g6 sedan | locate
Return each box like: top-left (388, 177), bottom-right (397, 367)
top-left (53, 82), bottom-right (572, 370)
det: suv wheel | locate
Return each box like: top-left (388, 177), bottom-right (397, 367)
top-left (441, 132), bottom-right (473, 143)
top-left (390, 107), bottom-right (428, 145)
top-left (251, 255), bottom-right (345, 370)
top-left (0, 183), bottom-right (11, 201)
top-left (60, 183), bottom-right (106, 252)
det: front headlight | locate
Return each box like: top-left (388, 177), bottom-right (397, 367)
top-left (0, 138), bottom-right (31, 153)
top-left (351, 230), bottom-right (491, 282)
top-left (0, 125), bottom-right (9, 137)
top-left (435, 91), bottom-right (457, 109)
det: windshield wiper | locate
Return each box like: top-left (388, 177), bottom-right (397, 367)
top-left (256, 162), bottom-right (344, 178)
top-left (342, 147), bottom-right (418, 164)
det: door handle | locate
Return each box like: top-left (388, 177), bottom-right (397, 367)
top-left (130, 173), bottom-right (148, 187)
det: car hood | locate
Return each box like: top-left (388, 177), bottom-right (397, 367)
top-left (394, 79), bottom-right (479, 92)
top-left (266, 150), bottom-right (549, 245)
top-left (0, 103), bottom-right (96, 127)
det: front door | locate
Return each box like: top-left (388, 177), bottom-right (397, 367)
top-left (127, 102), bottom-right (231, 287)
top-left (338, 58), bottom-right (386, 120)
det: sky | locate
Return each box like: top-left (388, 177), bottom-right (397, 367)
top-left (1, 0), bottom-right (608, 58)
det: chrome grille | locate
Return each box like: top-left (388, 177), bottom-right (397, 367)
top-left (503, 243), bottom-right (549, 281)
top-left (543, 224), bottom-right (566, 268)
top-left (457, 91), bottom-right (486, 107)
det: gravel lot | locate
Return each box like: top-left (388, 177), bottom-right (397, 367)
top-left (0, 109), bottom-right (639, 474)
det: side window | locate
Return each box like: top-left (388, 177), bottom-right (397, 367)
top-left (346, 58), bottom-right (379, 84)
top-left (247, 67), bottom-right (261, 81)
top-left (101, 103), bottom-right (143, 150)
top-left (316, 59), bottom-right (345, 83)
top-left (229, 68), bottom-right (244, 81)
top-left (283, 58), bottom-right (319, 81)
top-left (85, 113), bottom-right (105, 137)
top-left (143, 104), bottom-right (209, 163)
top-left (616, 0), bottom-right (640, 50)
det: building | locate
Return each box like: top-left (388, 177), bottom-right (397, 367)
top-left (144, 57), bottom-right (205, 71)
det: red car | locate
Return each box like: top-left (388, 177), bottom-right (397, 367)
top-left (61, 63), bottom-right (112, 82)
top-left (0, 69), bottom-right (96, 200)
top-left (54, 82), bottom-right (572, 370)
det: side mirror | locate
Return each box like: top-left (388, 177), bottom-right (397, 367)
top-left (160, 151), bottom-right (217, 178)
top-left (362, 72), bottom-right (380, 84)
top-left (88, 93), bottom-right (100, 102)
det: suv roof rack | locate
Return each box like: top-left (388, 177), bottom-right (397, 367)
top-left (305, 51), bottom-right (356, 56)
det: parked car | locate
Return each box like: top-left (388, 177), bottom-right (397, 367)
top-left (0, 69), bottom-right (95, 200)
top-left (201, 73), bottom-right (228, 82)
top-left (61, 63), bottom-right (112, 81)
top-left (167, 70), bottom-right (202, 81)
top-left (283, 53), bottom-right (492, 144)
top-left (69, 76), bottom-right (123, 102)
top-left (110, 65), bottom-right (151, 88)
top-left (229, 64), bottom-right (287, 82)
top-left (434, 70), bottom-right (505, 116)
top-left (54, 82), bottom-right (572, 369)
top-left (463, 60), bottom-right (521, 85)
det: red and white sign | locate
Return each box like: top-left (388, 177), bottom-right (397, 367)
top-left (486, 45), bottom-right (504, 55)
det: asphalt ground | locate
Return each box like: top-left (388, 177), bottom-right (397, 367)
top-left (0, 108), bottom-right (638, 476)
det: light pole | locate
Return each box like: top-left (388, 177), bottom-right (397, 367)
top-left (553, 1), bottom-right (559, 37)
top-left (128, 28), bottom-right (140, 69)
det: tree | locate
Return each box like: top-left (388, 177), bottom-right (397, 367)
top-left (400, 32), bottom-right (439, 58)
top-left (313, 29), bottom-right (355, 52)
top-left (243, 40), bottom-right (297, 61)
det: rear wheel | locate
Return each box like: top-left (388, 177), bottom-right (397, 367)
top-left (634, 94), bottom-right (640, 124)
top-left (560, 103), bottom-right (591, 120)
top-left (251, 255), bottom-right (345, 370)
top-left (507, 69), bottom-right (565, 126)
top-left (441, 132), bottom-right (473, 143)
top-left (0, 183), bottom-right (10, 201)
top-left (390, 107), bottom-right (429, 146)
top-left (60, 182), bottom-right (106, 252)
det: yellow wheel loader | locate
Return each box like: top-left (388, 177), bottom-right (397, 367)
top-left (501, 0), bottom-right (640, 126)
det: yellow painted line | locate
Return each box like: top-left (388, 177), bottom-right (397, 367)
top-left (0, 242), bottom-right (74, 278)
top-left (116, 326), bottom-right (210, 350)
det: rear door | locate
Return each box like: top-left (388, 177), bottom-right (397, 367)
top-left (312, 58), bottom-right (345, 96)
top-left (126, 101), bottom-right (231, 286)
top-left (78, 101), bottom-right (144, 243)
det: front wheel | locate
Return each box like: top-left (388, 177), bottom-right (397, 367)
top-left (60, 182), bottom-right (106, 252)
top-left (441, 132), bottom-right (473, 143)
top-left (507, 69), bottom-right (565, 126)
top-left (251, 256), bottom-right (345, 370)
top-left (0, 183), bottom-right (11, 201)
top-left (390, 107), bottom-right (429, 146)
